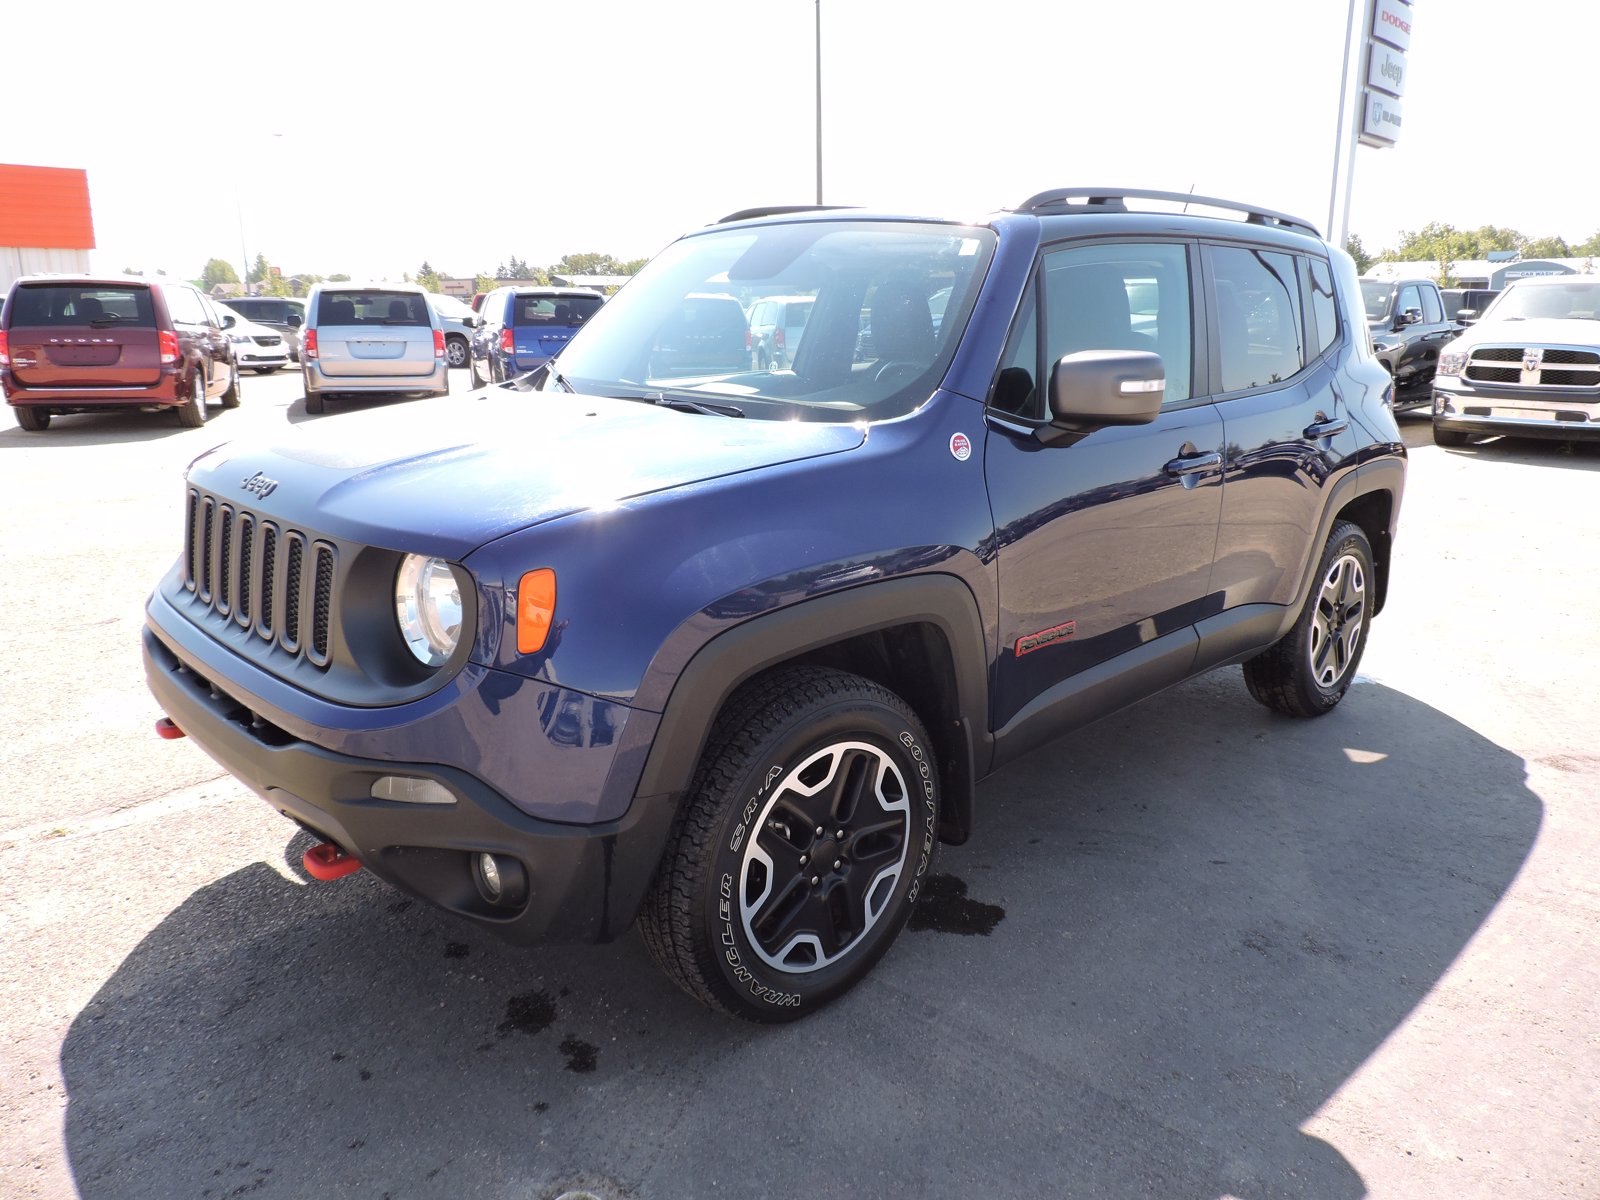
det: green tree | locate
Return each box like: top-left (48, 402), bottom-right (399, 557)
top-left (1344, 234), bottom-right (1375, 274)
top-left (416, 261), bottom-right (443, 292)
top-left (201, 258), bottom-right (240, 289)
top-left (1574, 232), bottom-right (1600, 258)
top-left (248, 253), bottom-right (273, 285)
top-left (474, 273), bottom-right (498, 294)
top-left (121, 266), bottom-right (144, 276)
top-left (327, 273), bottom-right (351, 282)
top-left (1524, 235), bottom-right (1571, 259)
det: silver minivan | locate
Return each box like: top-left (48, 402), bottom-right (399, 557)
top-left (301, 282), bottom-right (449, 414)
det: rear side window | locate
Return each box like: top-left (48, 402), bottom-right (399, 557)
top-left (514, 294), bottom-right (603, 327)
top-left (8, 284), bottom-right (155, 327)
top-left (1306, 258), bottom-right (1339, 358)
top-left (317, 291), bottom-right (429, 325)
top-left (166, 286), bottom-right (208, 326)
top-left (1210, 245), bottom-right (1304, 393)
top-left (1420, 286), bottom-right (1443, 324)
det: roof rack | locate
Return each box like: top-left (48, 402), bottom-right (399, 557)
top-left (1012, 188), bottom-right (1321, 238)
top-left (716, 204), bottom-right (855, 224)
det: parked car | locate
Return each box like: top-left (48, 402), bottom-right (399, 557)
top-left (221, 296), bottom-right (307, 362)
top-left (300, 282), bottom-right (449, 415)
top-left (144, 188), bottom-right (1405, 1022)
top-left (470, 286), bottom-right (605, 385)
top-left (427, 292), bottom-right (480, 369)
top-left (646, 292), bottom-right (749, 378)
top-left (1432, 275), bottom-right (1600, 446)
top-left (1441, 287), bottom-right (1500, 329)
top-left (746, 294), bottom-right (815, 369)
top-left (2, 274), bottom-right (238, 430)
top-left (1360, 275), bottom-right (1458, 407)
top-left (216, 302), bottom-right (291, 374)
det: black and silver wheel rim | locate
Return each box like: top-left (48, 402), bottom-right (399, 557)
top-left (447, 339), bottom-right (468, 367)
top-left (738, 740), bottom-right (912, 974)
top-left (1309, 551), bottom-right (1366, 688)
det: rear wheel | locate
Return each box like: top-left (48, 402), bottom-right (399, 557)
top-left (304, 387), bottom-right (325, 415)
top-left (176, 370), bottom-right (208, 427)
top-left (445, 336), bottom-right (469, 368)
top-left (640, 667), bottom-right (940, 1022)
top-left (221, 363), bottom-right (243, 408)
top-left (14, 405), bottom-right (50, 431)
top-left (1243, 521), bottom-right (1373, 717)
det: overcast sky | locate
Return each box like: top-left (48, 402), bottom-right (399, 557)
top-left (10, 0), bottom-right (1596, 282)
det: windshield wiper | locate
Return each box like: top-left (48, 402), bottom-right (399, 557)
top-left (648, 392), bottom-right (745, 418)
top-left (545, 366), bottom-right (574, 392)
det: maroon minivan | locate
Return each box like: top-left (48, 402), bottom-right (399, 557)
top-left (0, 275), bottom-right (239, 431)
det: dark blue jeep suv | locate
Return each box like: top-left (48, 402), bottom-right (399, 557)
top-left (144, 189), bottom-right (1406, 1021)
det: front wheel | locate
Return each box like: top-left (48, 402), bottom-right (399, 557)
top-left (303, 378), bottom-right (325, 415)
top-left (445, 337), bottom-right (470, 369)
top-left (640, 667), bottom-right (939, 1022)
top-left (1243, 521), bottom-right (1373, 717)
top-left (176, 370), bottom-right (208, 427)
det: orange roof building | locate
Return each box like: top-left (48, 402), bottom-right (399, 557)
top-left (1, 164), bottom-right (96, 290)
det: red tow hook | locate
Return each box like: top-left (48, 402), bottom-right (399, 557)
top-left (303, 842), bottom-right (363, 881)
top-left (155, 717), bottom-right (186, 740)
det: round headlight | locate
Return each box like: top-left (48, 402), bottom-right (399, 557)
top-left (395, 554), bottom-right (463, 666)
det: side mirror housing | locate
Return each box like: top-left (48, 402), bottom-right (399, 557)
top-left (221, 314), bottom-right (237, 329)
top-left (286, 312), bottom-right (304, 328)
top-left (1039, 350), bottom-right (1164, 445)
top-left (1394, 307), bottom-right (1422, 330)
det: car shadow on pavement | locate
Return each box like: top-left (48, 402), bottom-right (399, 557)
top-left (60, 675), bottom-right (1540, 1199)
top-left (1436, 435), bottom-right (1600, 470)
top-left (0, 409), bottom-right (224, 448)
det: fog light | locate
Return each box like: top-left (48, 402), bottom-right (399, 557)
top-left (472, 852), bottom-right (528, 908)
top-left (371, 775), bottom-right (455, 805)
top-left (477, 852), bottom-right (502, 898)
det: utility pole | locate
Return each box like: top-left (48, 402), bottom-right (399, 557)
top-left (815, 0), bottom-right (823, 205)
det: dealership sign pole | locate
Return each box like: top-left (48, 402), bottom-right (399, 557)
top-left (1328, 0), bottom-right (1412, 247)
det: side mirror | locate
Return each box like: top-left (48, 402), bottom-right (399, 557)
top-left (1039, 350), bottom-right (1164, 446)
top-left (1455, 308), bottom-right (1479, 325)
top-left (1394, 307), bottom-right (1422, 330)
top-left (221, 314), bottom-right (237, 329)
top-left (286, 312), bottom-right (303, 328)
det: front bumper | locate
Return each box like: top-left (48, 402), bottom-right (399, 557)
top-left (1433, 379), bottom-right (1600, 440)
top-left (143, 620), bottom-right (676, 945)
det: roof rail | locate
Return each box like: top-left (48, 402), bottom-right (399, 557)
top-left (716, 204), bottom-right (856, 224)
top-left (1012, 188), bottom-right (1321, 239)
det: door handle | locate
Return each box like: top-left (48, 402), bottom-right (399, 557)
top-left (1304, 417), bottom-right (1348, 439)
top-left (1164, 450), bottom-right (1222, 476)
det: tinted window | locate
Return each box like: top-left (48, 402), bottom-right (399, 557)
top-left (8, 284), bottom-right (154, 327)
top-left (1359, 280), bottom-right (1393, 321)
top-left (514, 294), bottom-right (603, 327)
top-left (1040, 241), bottom-right (1192, 403)
top-left (1211, 245), bottom-right (1303, 393)
top-left (317, 291), bottom-right (428, 325)
top-left (1307, 257), bottom-right (1339, 357)
top-left (1420, 286), bottom-right (1443, 324)
top-left (1395, 285), bottom-right (1421, 319)
top-left (230, 298), bottom-right (299, 324)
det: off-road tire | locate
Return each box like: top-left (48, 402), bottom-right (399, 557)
top-left (640, 666), bottom-right (940, 1022)
top-left (1243, 521), bottom-right (1373, 718)
top-left (14, 406), bottom-right (50, 431)
top-left (176, 370), bottom-right (208, 427)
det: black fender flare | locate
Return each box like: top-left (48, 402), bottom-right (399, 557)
top-left (634, 574), bottom-right (993, 842)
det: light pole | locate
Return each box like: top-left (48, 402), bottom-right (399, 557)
top-left (815, 0), bottom-right (823, 205)
top-left (236, 133), bottom-right (285, 294)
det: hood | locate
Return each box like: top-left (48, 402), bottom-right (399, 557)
top-left (1452, 316), bottom-right (1600, 348)
top-left (186, 389), bottom-right (866, 559)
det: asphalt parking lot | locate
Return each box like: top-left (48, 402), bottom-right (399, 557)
top-left (1, 374), bottom-right (1596, 1199)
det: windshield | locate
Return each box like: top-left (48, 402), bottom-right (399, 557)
top-left (1483, 281), bottom-right (1600, 322)
top-left (545, 219), bottom-right (996, 421)
top-left (1359, 280), bottom-right (1394, 322)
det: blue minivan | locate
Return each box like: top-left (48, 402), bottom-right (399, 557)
top-left (469, 286), bottom-right (605, 385)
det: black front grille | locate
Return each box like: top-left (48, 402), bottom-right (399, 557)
top-left (183, 488), bottom-right (336, 668)
top-left (1466, 344), bottom-right (1600, 389)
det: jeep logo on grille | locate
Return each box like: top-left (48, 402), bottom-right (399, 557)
top-left (241, 471), bottom-right (279, 499)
